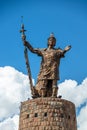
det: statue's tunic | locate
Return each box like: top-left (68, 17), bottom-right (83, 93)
top-left (37, 48), bottom-right (64, 80)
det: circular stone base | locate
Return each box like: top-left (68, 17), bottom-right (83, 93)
top-left (19, 98), bottom-right (77, 130)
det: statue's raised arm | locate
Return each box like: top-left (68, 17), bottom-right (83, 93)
top-left (22, 39), bottom-right (42, 56)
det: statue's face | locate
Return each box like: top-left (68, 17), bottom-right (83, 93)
top-left (48, 38), bottom-right (56, 47)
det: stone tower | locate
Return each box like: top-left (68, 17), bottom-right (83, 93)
top-left (18, 98), bottom-right (77, 130)
top-left (19, 27), bottom-right (77, 130)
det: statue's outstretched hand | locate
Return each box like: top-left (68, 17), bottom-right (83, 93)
top-left (64, 45), bottom-right (71, 52)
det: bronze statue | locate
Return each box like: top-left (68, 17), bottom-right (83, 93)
top-left (22, 32), bottom-right (71, 98)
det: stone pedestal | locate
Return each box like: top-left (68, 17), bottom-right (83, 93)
top-left (18, 98), bottom-right (77, 130)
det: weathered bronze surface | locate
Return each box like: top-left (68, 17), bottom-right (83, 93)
top-left (22, 31), bottom-right (71, 98)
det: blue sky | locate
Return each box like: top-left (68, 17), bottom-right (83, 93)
top-left (0, 0), bottom-right (87, 83)
top-left (0, 0), bottom-right (87, 129)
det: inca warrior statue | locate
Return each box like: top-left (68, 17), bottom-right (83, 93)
top-left (20, 24), bottom-right (71, 98)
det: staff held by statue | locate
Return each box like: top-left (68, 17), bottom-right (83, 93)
top-left (20, 20), bottom-right (35, 97)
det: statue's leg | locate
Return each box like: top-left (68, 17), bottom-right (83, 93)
top-left (35, 80), bottom-right (47, 97)
top-left (46, 80), bottom-right (52, 97)
top-left (52, 80), bottom-right (58, 97)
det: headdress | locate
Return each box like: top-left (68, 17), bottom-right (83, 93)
top-left (47, 32), bottom-right (56, 46)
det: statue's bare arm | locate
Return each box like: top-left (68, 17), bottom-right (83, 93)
top-left (57, 45), bottom-right (71, 57)
top-left (63, 45), bottom-right (72, 54)
top-left (24, 41), bottom-right (42, 56)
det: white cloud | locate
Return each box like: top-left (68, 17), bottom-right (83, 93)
top-left (0, 66), bottom-right (87, 130)
top-left (0, 115), bottom-right (19, 130)
top-left (77, 104), bottom-right (87, 130)
top-left (59, 78), bottom-right (87, 107)
top-left (0, 66), bottom-right (31, 120)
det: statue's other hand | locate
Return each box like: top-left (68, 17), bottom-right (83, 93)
top-left (64, 45), bottom-right (71, 51)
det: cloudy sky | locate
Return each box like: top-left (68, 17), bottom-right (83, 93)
top-left (0, 0), bottom-right (87, 130)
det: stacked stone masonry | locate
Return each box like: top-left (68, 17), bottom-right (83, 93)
top-left (18, 98), bottom-right (77, 130)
